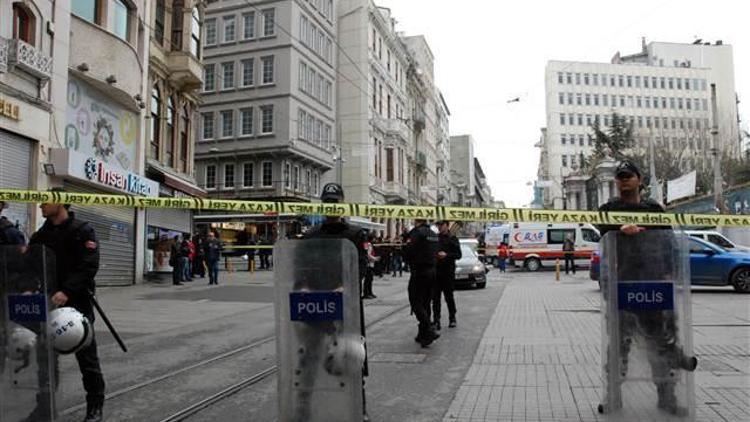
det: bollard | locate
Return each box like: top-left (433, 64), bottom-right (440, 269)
top-left (555, 259), bottom-right (561, 282)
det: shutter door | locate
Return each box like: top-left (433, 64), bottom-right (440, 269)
top-left (64, 182), bottom-right (135, 286)
top-left (0, 130), bottom-right (32, 235)
top-left (146, 207), bottom-right (192, 233)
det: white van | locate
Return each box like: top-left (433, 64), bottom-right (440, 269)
top-left (508, 223), bottom-right (601, 271)
top-left (685, 230), bottom-right (750, 252)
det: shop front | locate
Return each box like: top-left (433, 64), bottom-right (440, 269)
top-left (0, 127), bottom-right (33, 235)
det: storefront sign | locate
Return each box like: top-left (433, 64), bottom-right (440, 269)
top-left (0, 98), bottom-right (20, 120)
top-left (50, 148), bottom-right (159, 197)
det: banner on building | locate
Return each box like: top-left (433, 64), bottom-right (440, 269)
top-left (667, 171), bottom-right (697, 204)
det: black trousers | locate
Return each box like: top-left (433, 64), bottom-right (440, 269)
top-left (408, 267), bottom-right (434, 328)
top-left (363, 267), bottom-right (374, 296)
top-left (564, 253), bottom-right (576, 274)
top-left (433, 269), bottom-right (457, 323)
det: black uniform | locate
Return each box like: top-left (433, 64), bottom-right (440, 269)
top-left (433, 232), bottom-right (461, 325)
top-left (29, 213), bottom-right (106, 410)
top-left (404, 223), bottom-right (439, 333)
top-left (597, 197), bottom-right (695, 414)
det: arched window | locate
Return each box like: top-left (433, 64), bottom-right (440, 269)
top-left (180, 105), bottom-right (190, 173)
top-left (12, 3), bottom-right (36, 46)
top-left (150, 86), bottom-right (161, 159)
top-left (166, 97), bottom-right (175, 166)
top-left (190, 7), bottom-right (201, 58)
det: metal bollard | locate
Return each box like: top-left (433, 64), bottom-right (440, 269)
top-left (555, 259), bottom-right (561, 282)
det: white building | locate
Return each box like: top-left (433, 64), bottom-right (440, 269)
top-left (540, 39), bottom-right (739, 210)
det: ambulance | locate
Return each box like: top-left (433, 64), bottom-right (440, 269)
top-left (506, 223), bottom-right (601, 271)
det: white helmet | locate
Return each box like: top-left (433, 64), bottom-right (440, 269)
top-left (48, 307), bottom-right (94, 355)
top-left (324, 334), bottom-right (366, 376)
top-left (8, 326), bottom-right (37, 361)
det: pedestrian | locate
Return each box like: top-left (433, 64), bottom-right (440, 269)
top-left (433, 221), bottom-right (462, 330)
top-left (259, 236), bottom-right (271, 270)
top-left (404, 219), bottom-right (440, 347)
top-left (192, 234), bottom-right (206, 278)
top-left (170, 235), bottom-right (183, 286)
top-left (362, 233), bottom-right (379, 299)
top-left (304, 183), bottom-right (371, 421)
top-left (186, 236), bottom-right (195, 281)
top-left (0, 201), bottom-right (25, 247)
top-left (497, 242), bottom-right (508, 273)
top-left (596, 161), bottom-right (698, 414)
top-left (391, 237), bottom-right (403, 277)
top-left (563, 233), bottom-right (576, 275)
top-left (400, 228), bottom-right (410, 273)
top-left (204, 230), bottom-right (222, 285)
top-left (180, 237), bottom-right (192, 282)
top-left (28, 193), bottom-right (105, 422)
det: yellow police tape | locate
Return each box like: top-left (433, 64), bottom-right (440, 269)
top-left (1, 189), bottom-right (748, 227)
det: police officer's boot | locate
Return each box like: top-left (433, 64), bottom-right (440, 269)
top-left (83, 402), bottom-right (103, 422)
top-left (656, 382), bottom-right (687, 415)
top-left (418, 323), bottom-right (440, 348)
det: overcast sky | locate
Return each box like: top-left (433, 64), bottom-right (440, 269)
top-left (376, 0), bottom-right (748, 207)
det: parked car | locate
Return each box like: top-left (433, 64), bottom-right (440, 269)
top-left (590, 237), bottom-right (750, 293)
top-left (455, 241), bottom-right (487, 289)
top-left (685, 230), bottom-right (750, 252)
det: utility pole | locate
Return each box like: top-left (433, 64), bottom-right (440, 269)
top-left (710, 84), bottom-right (726, 212)
top-left (648, 126), bottom-right (660, 203)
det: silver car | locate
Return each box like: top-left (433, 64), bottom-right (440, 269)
top-left (454, 242), bottom-right (487, 289)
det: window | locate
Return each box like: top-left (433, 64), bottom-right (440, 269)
top-left (561, 155), bottom-right (568, 167)
top-left (568, 113), bottom-right (574, 125)
top-left (180, 106), bottom-right (189, 172)
top-left (676, 78), bottom-right (682, 90)
top-left (644, 76), bottom-right (649, 88)
top-left (635, 76), bottom-right (641, 88)
top-left (668, 78), bottom-right (674, 89)
top-left (702, 99), bottom-right (708, 111)
top-left (561, 134), bottom-right (566, 145)
top-left (593, 94), bottom-right (599, 106)
top-left (205, 18), bottom-right (216, 45)
top-left (72, 0), bottom-right (101, 25)
top-left (240, 108), bottom-right (253, 135)
top-left (566, 73), bottom-right (572, 84)
top-left (150, 86), bottom-right (161, 158)
top-left (636, 96), bottom-right (642, 108)
top-left (206, 165), bottom-right (217, 189)
top-left (584, 73), bottom-right (590, 85)
top-left (190, 7), bottom-right (201, 57)
top-left (593, 74), bottom-right (599, 85)
top-left (576, 93), bottom-right (581, 105)
top-left (618, 75), bottom-right (624, 87)
top-left (678, 98), bottom-right (683, 110)
top-left (627, 75), bottom-right (632, 87)
top-left (557, 72), bottom-right (563, 84)
top-left (261, 56), bottom-right (274, 84)
top-left (548, 229), bottom-right (575, 244)
top-left (261, 106), bottom-right (273, 134)
top-left (283, 162), bottom-right (291, 188)
top-left (685, 79), bottom-right (691, 90)
top-left (243, 12), bottom-right (255, 39)
top-left (670, 97), bottom-right (675, 109)
top-left (241, 59), bottom-right (254, 86)
top-left (582, 229), bottom-right (600, 242)
top-left (558, 93), bottom-right (564, 105)
top-left (109, 0), bottom-right (130, 41)
top-left (223, 15), bottom-right (236, 43)
top-left (165, 97), bottom-right (175, 166)
top-left (221, 110), bottom-right (234, 138)
top-left (222, 62), bottom-right (234, 89)
top-left (224, 164), bottom-right (235, 188)
top-left (577, 114), bottom-right (583, 125)
top-left (243, 163), bottom-right (254, 187)
top-left (202, 112), bottom-right (214, 140)
top-left (567, 93), bottom-right (573, 105)
top-left (560, 114), bottom-right (565, 125)
top-left (602, 74), bottom-right (608, 86)
top-left (386, 148), bottom-right (394, 181)
top-left (575, 73), bottom-right (581, 85)
top-left (579, 134), bottom-right (585, 146)
top-left (660, 77), bottom-right (665, 89)
top-left (262, 9), bottom-right (275, 36)
top-left (603, 95), bottom-right (608, 107)
top-left (645, 96), bottom-right (651, 108)
top-left (171, 0), bottom-right (184, 50)
top-left (262, 162), bottom-right (273, 187)
top-left (203, 64), bottom-right (215, 91)
top-left (154, 0), bottom-right (165, 44)
top-left (293, 166), bottom-right (300, 190)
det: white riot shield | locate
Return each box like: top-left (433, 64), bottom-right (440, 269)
top-left (274, 239), bottom-right (364, 422)
top-left (599, 230), bottom-right (696, 420)
top-left (1, 245), bottom-right (57, 421)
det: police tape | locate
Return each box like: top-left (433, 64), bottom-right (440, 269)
top-left (2, 189), bottom-right (749, 227)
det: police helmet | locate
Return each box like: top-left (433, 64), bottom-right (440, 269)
top-left (324, 334), bottom-right (366, 376)
top-left (49, 307), bottom-right (94, 354)
top-left (8, 326), bottom-right (37, 361)
top-left (321, 183), bottom-right (345, 203)
top-left (615, 161), bottom-right (642, 179)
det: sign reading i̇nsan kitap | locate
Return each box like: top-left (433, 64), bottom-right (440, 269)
top-left (617, 282), bottom-right (675, 311)
top-left (289, 291), bottom-right (343, 322)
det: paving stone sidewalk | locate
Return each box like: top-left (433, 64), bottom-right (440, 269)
top-left (443, 274), bottom-right (750, 422)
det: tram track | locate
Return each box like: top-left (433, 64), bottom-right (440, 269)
top-left (59, 289), bottom-right (410, 421)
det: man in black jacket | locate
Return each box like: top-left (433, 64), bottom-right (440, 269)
top-left (404, 219), bottom-right (440, 347)
top-left (29, 195), bottom-right (105, 422)
top-left (433, 221), bottom-right (462, 330)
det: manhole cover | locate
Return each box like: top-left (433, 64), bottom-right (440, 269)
top-left (369, 352), bottom-right (427, 364)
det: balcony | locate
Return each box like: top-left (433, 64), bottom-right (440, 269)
top-left (385, 119), bottom-right (410, 142)
top-left (0, 38), bottom-right (8, 73)
top-left (167, 50), bottom-right (203, 90)
top-left (413, 109), bottom-right (426, 132)
top-left (416, 151), bottom-right (427, 169)
top-left (383, 181), bottom-right (408, 204)
top-left (7, 39), bottom-right (51, 80)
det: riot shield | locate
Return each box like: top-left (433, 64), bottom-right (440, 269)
top-left (1, 244), bottom-right (58, 421)
top-left (274, 239), bottom-right (364, 422)
top-left (599, 230), bottom-right (696, 420)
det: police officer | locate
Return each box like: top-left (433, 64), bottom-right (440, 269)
top-left (432, 221), bottom-right (461, 330)
top-left (29, 192), bottom-right (105, 422)
top-left (0, 200), bottom-right (26, 246)
top-left (404, 219), bottom-right (440, 347)
top-left (304, 183), bottom-right (371, 421)
top-left (597, 161), bottom-right (697, 415)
